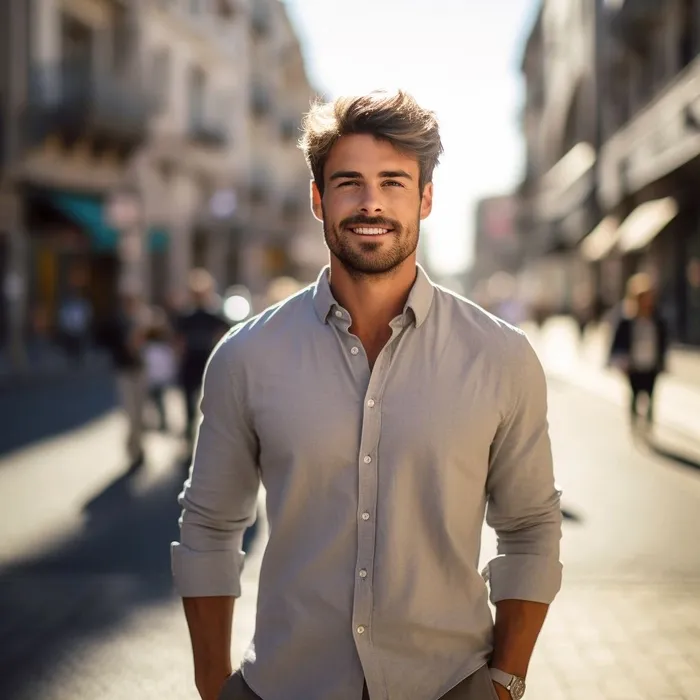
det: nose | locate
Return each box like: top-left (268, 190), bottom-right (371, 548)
top-left (358, 183), bottom-right (383, 215)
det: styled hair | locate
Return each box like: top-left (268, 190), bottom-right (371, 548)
top-left (299, 89), bottom-right (444, 196)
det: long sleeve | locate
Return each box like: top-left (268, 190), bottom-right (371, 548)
top-left (483, 332), bottom-right (563, 605)
top-left (171, 336), bottom-right (260, 598)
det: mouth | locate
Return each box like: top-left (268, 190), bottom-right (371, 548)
top-left (348, 226), bottom-right (394, 237)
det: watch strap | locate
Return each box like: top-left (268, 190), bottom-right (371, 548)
top-left (489, 667), bottom-right (515, 689)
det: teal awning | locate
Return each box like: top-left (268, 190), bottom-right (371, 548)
top-left (51, 192), bottom-right (119, 252)
top-left (49, 192), bottom-right (170, 252)
top-left (149, 228), bottom-right (169, 252)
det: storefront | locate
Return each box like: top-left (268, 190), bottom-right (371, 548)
top-left (25, 187), bottom-right (170, 340)
top-left (597, 57), bottom-right (700, 349)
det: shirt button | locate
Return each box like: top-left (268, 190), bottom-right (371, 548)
top-left (361, 512), bottom-right (370, 521)
top-left (367, 399), bottom-right (375, 408)
top-left (357, 625), bottom-right (366, 634)
top-left (363, 455), bottom-right (372, 464)
top-left (359, 569), bottom-right (368, 578)
top-left (350, 346), bottom-right (359, 355)
top-left (334, 310), bottom-right (343, 318)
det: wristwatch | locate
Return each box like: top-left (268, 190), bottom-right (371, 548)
top-left (489, 667), bottom-right (526, 699)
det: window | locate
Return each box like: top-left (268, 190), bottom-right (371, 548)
top-left (188, 65), bottom-right (207, 128)
top-left (151, 48), bottom-right (171, 112)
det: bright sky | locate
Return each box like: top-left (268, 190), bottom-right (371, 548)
top-left (284, 0), bottom-right (539, 276)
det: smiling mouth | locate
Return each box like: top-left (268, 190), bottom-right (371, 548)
top-left (348, 226), bottom-right (393, 236)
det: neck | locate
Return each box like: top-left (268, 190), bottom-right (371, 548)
top-left (328, 255), bottom-right (417, 339)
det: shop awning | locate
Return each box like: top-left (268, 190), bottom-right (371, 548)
top-left (149, 228), bottom-right (170, 252)
top-left (537, 142), bottom-right (597, 221)
top-left (617, 197), bottom-right (678, 253)
top-left (50, 192), bottom-right (169, 252)
top-left (51, 192), bottom-right (119, 252)
top-left (580, 216), bottom-right (620, 261)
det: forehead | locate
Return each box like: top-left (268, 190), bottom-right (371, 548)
top-left (325, 134), bottom-right (419, 177)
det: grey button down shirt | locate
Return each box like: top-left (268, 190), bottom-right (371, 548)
top-left (172, 265), bottom-right (563, 700)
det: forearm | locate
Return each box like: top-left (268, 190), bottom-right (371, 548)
top-left (183, 595), bottom-right (235, 700)
top-left (491, 598), bottom-right (549, 677)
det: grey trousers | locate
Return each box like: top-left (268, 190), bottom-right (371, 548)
top-left (116, 370), bottom-right (146, 461)
top-left (218, 664), bottom-right (499, 700)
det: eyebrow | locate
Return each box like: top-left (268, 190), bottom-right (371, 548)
top-left (328, 169), bottom-right (414, 181)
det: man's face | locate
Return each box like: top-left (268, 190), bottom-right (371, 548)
top-left (312, 134), bottom-right (433, 277)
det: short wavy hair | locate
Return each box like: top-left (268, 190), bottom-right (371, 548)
top-left (299, 90), bottom-right (443, 196)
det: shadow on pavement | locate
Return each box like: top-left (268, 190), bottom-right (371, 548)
top-left (630, 423), bottom-right (700, 473)
top-left (0, 366), bottom-right (117, 457)
top-left (0, 457), bottom-right (189, 699)
top-left (561, 507), bottom-right (584, 523)
top-left (646, 439), bottom-right (700, 472)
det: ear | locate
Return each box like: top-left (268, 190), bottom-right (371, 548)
top-left (311, 180), bottom-right (324, 222)
top-left (419, 182), bottom-right (433, 220)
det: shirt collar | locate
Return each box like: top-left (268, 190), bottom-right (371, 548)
top-left (312, 264), bottom-right (435, 328)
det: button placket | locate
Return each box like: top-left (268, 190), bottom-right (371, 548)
top-left (353, 325), bottom-right (412, 685)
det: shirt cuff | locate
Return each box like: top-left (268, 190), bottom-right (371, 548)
top-left (482, 554), bottom-right (562, 605)
top-left (171, 542), bottom-right (246, 598)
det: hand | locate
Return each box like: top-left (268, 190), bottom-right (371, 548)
top-left (493, 682), bottom-right (511, 700)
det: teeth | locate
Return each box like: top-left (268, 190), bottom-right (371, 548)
top-left (352, 227), bottom-right (390, 236)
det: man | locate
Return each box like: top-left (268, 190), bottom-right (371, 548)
top-left (175, 269), bottom-right (230, 448)
top-left (609, 272), bottom-right (668, 431)
top-left (172, 90), bottom-right (563, 700)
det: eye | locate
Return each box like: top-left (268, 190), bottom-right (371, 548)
top-left (337, 180), bottom-right (360, 188)
top-left (383, 180), bottom-right (404, 187)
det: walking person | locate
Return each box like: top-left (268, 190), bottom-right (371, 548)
top-left (172, 90), bottom-right (562, 700)
top-left (143, 308), bottom-right (177, 433)
top-left (103, 294), bottom-right (148, 472)
top-left (57, 284), bottom-right (92, 365)
top-left (175, 269), bottom-right (230, 449)
top-left (609, 273), bottom-right (669, 432)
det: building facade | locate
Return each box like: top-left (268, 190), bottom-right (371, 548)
top-left (516, 0), bottom-right (601, 322)
top-left (0, 0), bottom-right (319, 371)
top-left (468, 194), bottom-right (523, 311)
top-left (594, 0), bottom-right (700, 347)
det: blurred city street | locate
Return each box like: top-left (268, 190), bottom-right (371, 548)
top-left (1, 325), bottom-right (699, 700)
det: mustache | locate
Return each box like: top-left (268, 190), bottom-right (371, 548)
top-left (340, 215), bottom-right (401, 230)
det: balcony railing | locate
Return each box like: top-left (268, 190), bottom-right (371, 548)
top-left (251, 2), bottom-right (271, 37)
top-left (188, 118), bottom-right (228, 148)
top-left (26, 61), bottom-right (152, 152)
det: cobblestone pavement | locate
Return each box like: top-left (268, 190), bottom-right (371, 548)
top-left (1, 372), bottom-right (699, 699)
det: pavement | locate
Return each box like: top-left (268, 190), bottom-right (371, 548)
top-left (0, 341), bottom-right (699, 699)
top-left (0, 349), bottom-right (117, 455)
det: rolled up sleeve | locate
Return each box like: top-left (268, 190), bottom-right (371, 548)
top-left (483, 331), bottom-right (563, 605)
top-left (171, 335), bottom-right (260, 598)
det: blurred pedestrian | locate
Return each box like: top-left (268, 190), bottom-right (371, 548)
top-left (609, 273), bottom-right (668, 431)
top-left (173, 90), bottom-right (561, 700)
top-left (175, 269), bottom-right (230, 448)
top-left (103, 294), bottom-right (148, 472)
top-left (57, 287), bottom-right (92, 365)
top-left (143, 308), bottom-right (176, 433)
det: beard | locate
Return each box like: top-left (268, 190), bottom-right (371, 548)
top-left (322, 207), bottom-right (421, 278)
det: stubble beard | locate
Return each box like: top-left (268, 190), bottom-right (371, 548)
top-left (322, 209), bottom-right (421, 280)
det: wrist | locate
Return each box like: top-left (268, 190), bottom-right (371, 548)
top-left (492, 683), bottom-right (510, 700)
top-left (195, 667), bottom-right (232, 700)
